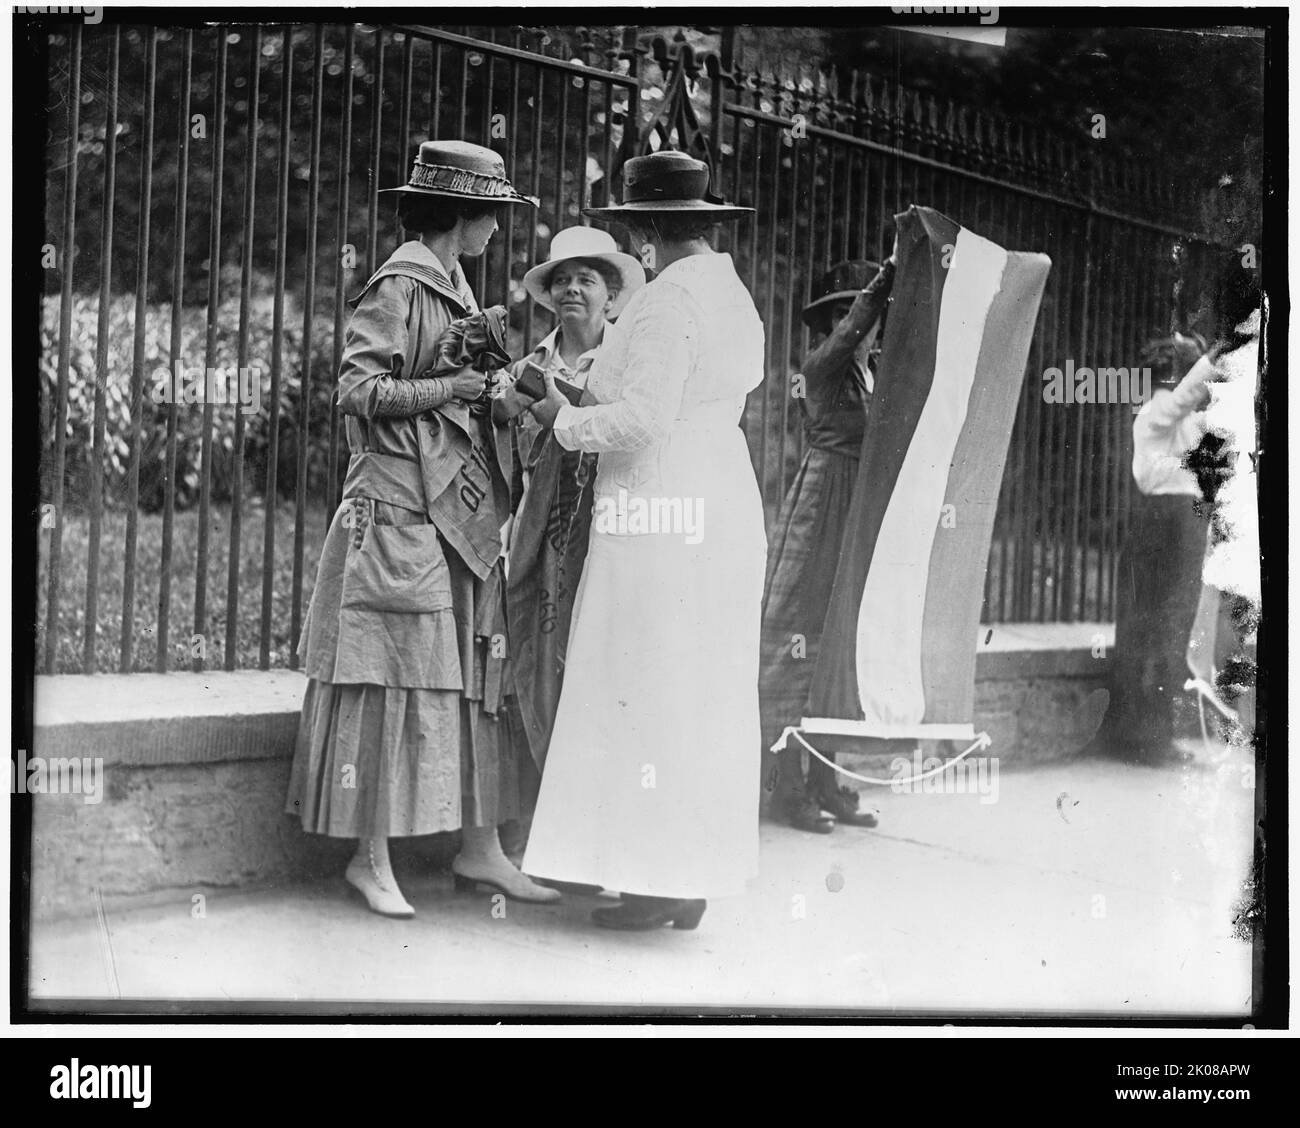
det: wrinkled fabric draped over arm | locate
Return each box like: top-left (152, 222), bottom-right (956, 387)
top-left (337, 275), bottom-right (452, 419)
top-left (552, 283), bottom-right (695, 453)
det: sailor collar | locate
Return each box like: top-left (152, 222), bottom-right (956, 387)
top-left (347, 240), bottom-right (478, 315)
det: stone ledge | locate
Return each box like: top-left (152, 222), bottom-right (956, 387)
top-left (33, 623), bottom-right (1113, 767)
top-left (35, 670), bottom-right (307, 767)
top-left (976, 621), bottom-right (1113, 680)
top-left (35, 669), bottom-right (308, 725)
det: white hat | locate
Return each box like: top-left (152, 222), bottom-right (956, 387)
top-left (522, 226), bottom-right (646, 318)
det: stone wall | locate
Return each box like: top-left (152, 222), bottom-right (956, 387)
top-left (26, 625), bottom-right (1116, 919)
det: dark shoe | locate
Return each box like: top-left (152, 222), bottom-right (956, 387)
top-left (816, 785), bottom-right (880, 828)
top-left (776, 789), bottom-right (836, 834)
top-left (592, 895), bottom-right (707, 931)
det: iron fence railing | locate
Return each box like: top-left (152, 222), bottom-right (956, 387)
top-left (705, 47), bottom-right (1225, 623)
top-left (37, 19), bottom-right (1225, 675)
top-left (39, 20), bottom-right (639, 674)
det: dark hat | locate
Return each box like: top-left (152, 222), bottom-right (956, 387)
top-left (380, 139), bottom-right (537, 207)
top-left (802, 259), bottom-right (883, 327)
top-left (583, 150), bottom-right (753, 220)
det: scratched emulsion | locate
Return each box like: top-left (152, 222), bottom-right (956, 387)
top-left (1182, 303), bottom-right (1264, 955)
top-left (1194, 303), bottom-right (1262, 753)
top-left (1230, 844), bottom-right (1263, 945)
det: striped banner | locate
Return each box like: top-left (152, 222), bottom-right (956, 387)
top-left (799, 205), bottom-right (1051, 741)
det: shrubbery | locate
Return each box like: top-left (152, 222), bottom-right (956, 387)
top-left (40, 290), bottom-right (341, 513)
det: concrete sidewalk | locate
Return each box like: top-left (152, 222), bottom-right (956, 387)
top-left (29, 747), bottom-right (1256, 1017)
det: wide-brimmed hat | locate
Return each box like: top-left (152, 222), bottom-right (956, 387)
top-left (380, 139), bottom-right (536, 207)
top-left (522, 226), bottom-right (646, 318)
top-left (583, 151), bottom-right (753, 221)
top-left (801, 259), bottom-right (883, 327)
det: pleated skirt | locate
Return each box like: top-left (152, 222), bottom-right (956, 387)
top-left (284, 497), bottom-right (525, 839)
top-left (1104, 491), bottom-right (1209, 751)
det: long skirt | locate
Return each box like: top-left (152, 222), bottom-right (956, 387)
top-left (285, 497), bottom-right (524, 839)
top-left (506, 435), bottom-right (597, 770)
top-left (758, 446), bottom-right (860, 762)
top-left (521, 423), bottom-right (767, 898)
top-left (1102, 491), bottom-right (1209, 754)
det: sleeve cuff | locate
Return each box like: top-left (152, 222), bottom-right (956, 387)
top-left (551, 403), bottom-right (583, 449)
top-left (1170, 355), bottom-right (1217, 411)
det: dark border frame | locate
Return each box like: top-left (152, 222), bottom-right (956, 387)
top-left (9, 3), bottom-right (1288, 1029)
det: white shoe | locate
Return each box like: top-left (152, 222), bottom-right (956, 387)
top-left (451, 858), bottom-right (562, 903)
top-left (345, 857), bottom-right (415, 918)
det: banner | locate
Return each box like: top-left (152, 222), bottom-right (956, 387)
top-left (798, 205), bottom-right (1051, 742)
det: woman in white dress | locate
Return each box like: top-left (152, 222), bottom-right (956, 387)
top-left (521, 152), bottom-right (767, 930)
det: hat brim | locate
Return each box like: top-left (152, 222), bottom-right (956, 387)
top-left (379, 185), bottom-right (538, 207)
top-left (583, 201), bottom-right (754, 221)
top-left (522, 251), bottom-right (647, 319)
top-left (801, 289), bottom-right (866, 327)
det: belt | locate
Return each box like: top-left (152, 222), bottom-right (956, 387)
top-left (342, 450), bottom-right (426, 513)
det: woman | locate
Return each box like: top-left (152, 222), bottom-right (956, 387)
top-left (520, 151), bottom-right (767, 931)
top-left (1089, 334), bottom-right (1215, 766)
top-left (761, 259), bottom-right (894, 833)
top-left (285, 139), bottom-right (559, 916)
top-left (496, 226), bottom-right (645, 776)
top-left (1093, 257), bottom-right (1262, 764)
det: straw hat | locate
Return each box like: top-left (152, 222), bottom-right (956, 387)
top-left (522, 226), bottom-right (646, 318)
top-left (379, 139), bottom-right (536, 207)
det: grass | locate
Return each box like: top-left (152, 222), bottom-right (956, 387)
top-left (35, 502), bottom-right (329, 674)
top-left (33, 503), bottom-right (1113, 675)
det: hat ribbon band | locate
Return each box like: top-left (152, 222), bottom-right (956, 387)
top-left (409, 161), bottom-right (514, 197)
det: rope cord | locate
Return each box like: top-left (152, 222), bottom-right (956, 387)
top-left (1184, 674), bottom-right (1237, 761)
top-left (1183, 676), bottom-right (1237, 722)
top-left (774, 727), bottom-right (992, 787)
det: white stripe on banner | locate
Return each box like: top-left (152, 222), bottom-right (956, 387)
top-left (798, 715), bottom-right (977, 741)
top-left (852, 228), bottom-right (1008, 731)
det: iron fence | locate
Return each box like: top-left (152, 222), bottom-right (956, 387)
top-left (704, 43), bottom-right (1225, 623)
top-left (39, 20), bottom-right (640, 674)
top-left (37, 19), bottom-right (1225, 676)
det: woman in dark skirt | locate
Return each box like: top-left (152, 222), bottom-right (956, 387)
top-left (285, 140), bottom-right (559, 916)
top-left (761, 258), bottom-right (894, 833)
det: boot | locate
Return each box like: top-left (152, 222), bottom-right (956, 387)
top-left (452, 826), bottom-right (562, 904)
top-left (769, 747), bottom-right (835, 834)
top-left (814, 784), bottom-right (880, 828)
top-left (345, 838), bottom-right (415, 918)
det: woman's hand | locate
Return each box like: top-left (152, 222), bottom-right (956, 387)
top-left (492, 385), bottom-right (534, 424)
top-left (447, 365), bottom-right (489, 401)
top-left (527, 369), bottom-right (568, 429)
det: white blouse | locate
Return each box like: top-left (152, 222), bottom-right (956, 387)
top-left (1131, 355), bottom-right (1215, 497)
top-left (508, 324), bottom-right (605, 468)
